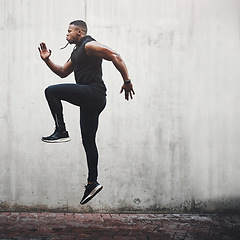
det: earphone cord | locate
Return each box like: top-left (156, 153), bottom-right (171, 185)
top-left (60, 42), bottom-right (69, 50)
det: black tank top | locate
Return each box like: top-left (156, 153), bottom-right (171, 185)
top-left (70, 35), bottom-right (107, 94)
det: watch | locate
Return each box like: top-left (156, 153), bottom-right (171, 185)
top-left (124, 80), bottom-right (131, 85)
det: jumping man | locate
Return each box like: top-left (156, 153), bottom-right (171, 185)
top-left (38, 20), bottom-right (134, 205)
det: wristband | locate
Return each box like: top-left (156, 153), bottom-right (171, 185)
top-left (124, 80), bottom-right (131, 85)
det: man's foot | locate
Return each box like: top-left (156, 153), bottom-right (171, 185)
top-left (42, 129), bottom-right (70, 143)
top-left (80, 181), bottom-right (103, 205)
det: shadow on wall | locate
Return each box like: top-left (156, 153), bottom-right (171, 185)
top-left (0, 197), bottom-right (240, 214)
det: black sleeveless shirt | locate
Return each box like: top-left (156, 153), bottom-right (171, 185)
top-left (70, 35), bottom-right (107, 94)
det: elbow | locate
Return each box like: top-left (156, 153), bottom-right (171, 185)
top-left (59, 70), bottom-right (69, 78)
top-left (60, 74), bottom-right (67, 79)
top-left (112, 53), bottom-right (123, 64)
top-left (115, 53), bottom-right (122, 61)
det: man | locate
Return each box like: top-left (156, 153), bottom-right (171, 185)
top-left (38, 20), bottom-right (134, 205)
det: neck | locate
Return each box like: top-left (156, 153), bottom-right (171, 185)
top-left (76, 34), bottom-right (87, 46)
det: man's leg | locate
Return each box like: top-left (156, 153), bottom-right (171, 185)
top-left (43, 83), bottom-right (106, 203)
top-left (80, 104), bottom-right (106, 205)
top-left (42, 84), bottom-right (70, 142)
top-left (80, 108), bottom-right (100, 183)
top-left (42, 83), bottom-right (102, 143)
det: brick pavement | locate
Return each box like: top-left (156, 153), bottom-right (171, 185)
top-left (0, 212), bottom-right (239, 240)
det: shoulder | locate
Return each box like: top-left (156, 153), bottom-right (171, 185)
top-left (85, 41), bottom-right (105, 56)
top-left (85, 41), bottom-right (101, 49)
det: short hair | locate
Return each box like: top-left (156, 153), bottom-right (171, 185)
top-left (70, 20), bottom-right (87, 34)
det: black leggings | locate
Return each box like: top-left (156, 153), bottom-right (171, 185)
top-left (44, 83), bottom-right (106, 182)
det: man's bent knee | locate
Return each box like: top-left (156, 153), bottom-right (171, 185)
top-left (45, 85), bottom-right (56, 97)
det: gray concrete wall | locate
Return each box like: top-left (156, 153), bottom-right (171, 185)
top-left (1, 0), bottom-right (240, 213)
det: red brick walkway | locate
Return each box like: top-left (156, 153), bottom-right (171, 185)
top-left (0, 212), bottom-right (239, 239)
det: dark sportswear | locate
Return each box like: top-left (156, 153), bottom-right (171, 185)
top-left (42, 129), bottom-right (70, 143)
top-left (44, 35), bottom-right (106, 182)
top-left (71, 35), bottom-right (107, 94)
top-left (80, 181), bottom-right (103, 205)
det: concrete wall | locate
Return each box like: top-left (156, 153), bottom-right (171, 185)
top-left (1, 0), bottom-right (240, 213)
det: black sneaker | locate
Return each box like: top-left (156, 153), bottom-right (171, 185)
top-left (80, 181), bottom-right (103, 205)
top-left (42, 129), bottom-right (70, 143)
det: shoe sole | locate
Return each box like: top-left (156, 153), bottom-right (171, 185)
top-left (80, 185), bottom-right (103, 205)
top-left (41, 137), bottom-right (71, 143)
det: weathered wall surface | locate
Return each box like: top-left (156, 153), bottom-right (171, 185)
top-left (0, 0), bottom-right (240, 213)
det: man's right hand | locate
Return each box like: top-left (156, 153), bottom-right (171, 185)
top-left (38, 42), bottom-right (52, 61)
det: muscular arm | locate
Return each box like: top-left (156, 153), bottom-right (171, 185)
top-left (85, 41), bottom-right (135, 100)
top-left (44, 58), bottom-right (73, 78)
top-left (38, 42), bottom-right (73, 78)
top-left (85, 41), bottom-right (130, 81)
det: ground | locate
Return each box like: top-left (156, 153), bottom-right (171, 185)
top-left (0, 212), bottom-right (240, 239)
